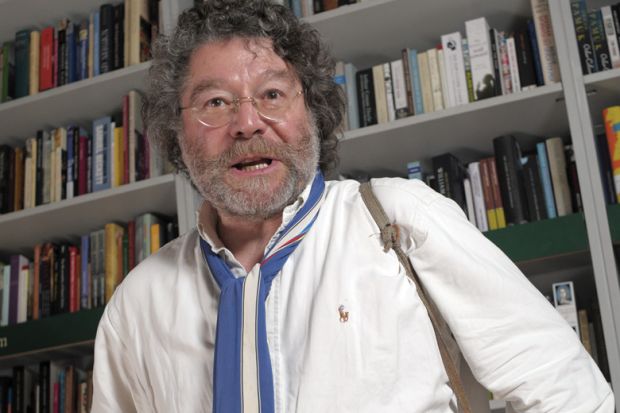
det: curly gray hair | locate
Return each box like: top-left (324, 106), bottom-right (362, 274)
top-left (144, 0), bottom-right (345, 177)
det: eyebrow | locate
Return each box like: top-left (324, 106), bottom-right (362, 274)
top-left (186, 69), bottom-right (297, 105)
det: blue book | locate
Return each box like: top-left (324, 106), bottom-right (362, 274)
top-left (407, 161), bottom-right (423, 180)
top-left (14, 29), bottom-right (30, 98)
top-left (81, 235), bottom-right (90, 309)
top-left (344, 62), bottom-right (359, 130)
top-left (66, 21), bottom-right (77, 83)
top-left (93, 11), bottom-right (100, 76)
top-left (407, 48), bottom-right (424, 115)
top-left (536, 142), bottom-right (557, 218)
top-left (527, 19), bottom-right (545, 87)
top-left (291, 0), bottom-right (302, 18)
top-left (92, 116), bottom-right (112, 192)
top-left (77, 20), bottom-right (89, 80)
top-left (59, 369), bottom-right (66, 413)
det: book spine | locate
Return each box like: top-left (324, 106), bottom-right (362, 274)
top-left (589, 9), bottom-right (612, 71)
top-left (488, 157), bottom-right (507, 228)
top-left (400, 49), bottom-right (415, 116)
top-left (603, 106), bottom-right (620, 202)
top-left (78, 21), bottom-right (89, 81)
top-left (466, 17), bottom-right (496, 101)
top-left (527, 19), bottom-right (545, 86)
top-left (601, 6), bottom-right (620, 69)
top-left (506, 36), bottom-right (521, 93)
top-left (499, 31), bottom-right (513, 94)
top-left (100, 5), bottom-right (114, 74)
top-left (437, 48), bottom-right (451, 109)
top-left (372, 64), bottom-right (388, 124)
top-left (531, 0), bottom-right (561, 83)
top-left (571, 0), bottom-right (597, 73)
top-left (56, 23), bottom-right (67, 86)
top-left (493, 135), bottom-right (529, 225)
top-left (390, 59), bottom-right (409, 119)
top-left (546, 137), bottom-right (573, 216)
top-left (441, 31), bottom-right (469, 106)
top-left (521, 154), bottom-right (548, 221)
top-left (66, 22), bottom-right (76, 83)
top-left (355, 68), bottom-right (376, 127)
top-left (427, 48), bottom-right (444, 111)
top-left (536, 141), bottom-right (558, 217)
top-left (468, 162), bottom-right (489, 231)
top-left (81, 235), bottom-right (90, 310)
top-left (104, 223), bottom-right (124, 302)
top-left (417, 51), bottom-right (434, 113)
top-left (565, 145), bottom-right (583, 212)
top-left (1, 42), bottom-right (16, 102)
top-left (344, 63), bottom-right (360, 129)
top-left (14, 30), bottom-right (30, 99)
top-left (92, 117), bottom-right (112, 192)
top-left (461, 39), bottom-right (475, 103)
top-left (514, 27), bottom-right (538, 89)
top-left (594, 131), bottom-right (617, 204)
top-left (29, 31), bottom-right (40, 95)
top-left (382, 62), bottom-right (396, 122)
top-left (408, 49), bottom-right (425, 114)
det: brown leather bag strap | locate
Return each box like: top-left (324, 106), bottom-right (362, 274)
top-left (359, 181), bottom-right (472, 413)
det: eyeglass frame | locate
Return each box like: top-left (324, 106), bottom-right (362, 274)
top-left (178, 89), bottom-right (304, 128)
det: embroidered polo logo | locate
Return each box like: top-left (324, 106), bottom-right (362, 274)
top-left (338, 305), bottom-right (349, 323)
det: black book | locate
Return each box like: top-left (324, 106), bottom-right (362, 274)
top-left (612, 4), bottom-right (620, 46)
top-left (527, 19), bottom-right (545, 86)
top-left (356, 68), bottom-right (377, 127)
top-left (313, 0), bottom-right (324, 13)
top-left (51, 245), bottom-right (61, 314)
top-left (13, 30), bottom-right (29, 99)
top-left (571, 0), bottom-right (597, 74)
top-left (489, 28), bottom-right (502, 96)
top-left (113, 3), bottom-right (124, 70)
top-left (0, 377), bottom-right (12, 412)
top-left (0, 145), bottom-right (12, 213)
top-left (99, 4), bottom-right (115, 74)
top-left (589, 9), bottom-right (612, 71)
top-left (432, 153), bottom-right (467, 212)
top-left (493, 135), bottom-right (530, 225)
top-left (565, 145), bottom-right (583, 213)
top-left (39, 244), bottom-right (53, 318)
top-left (12, 366), bottom-right (24, 413)
top-left (513, 27), bottom-right (537, 89)
top-left (58, 244), bottom-right (69, 313)
top-left (521, 154), bottom-right (547, 221)
top-left (38, 361), bottom-right (50, 413)
top-left (594, 133), bottom-right (616, 204)
top-left (57, 22), bottom-right (67, 86)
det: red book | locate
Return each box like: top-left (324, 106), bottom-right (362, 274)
top-left (77, 130), bottom-right (89, 195)
top-left (128, 220), bottom-right (136, 271)
top-left (33, 245), bottom-right (41, 320)
top-left (69, 246), bottom-right (78, 312)
top-left (39, 26), bottom-right (55, 91)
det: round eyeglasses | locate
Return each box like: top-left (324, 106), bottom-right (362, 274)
top-left (180, 87), bottom-right (303, 128)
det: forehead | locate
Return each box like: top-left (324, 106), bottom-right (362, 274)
top-left (186, 37), bottom-right (295, 87)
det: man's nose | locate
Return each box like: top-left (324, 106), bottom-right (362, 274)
top-left (229, 97), bottom-right (267, 138)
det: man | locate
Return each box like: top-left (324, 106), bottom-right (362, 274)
top-left (91, 1), bottom-right (614, 412)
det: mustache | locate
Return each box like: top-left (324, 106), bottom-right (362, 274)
top-left (201, 136), bottom-right (304, 169)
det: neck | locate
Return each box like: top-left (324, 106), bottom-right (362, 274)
top-left (216, 209), bottom-right (283, 272)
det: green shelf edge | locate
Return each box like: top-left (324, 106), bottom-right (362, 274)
top-left (607, 203), bottom-right (620, 243)
top-left (0, 307), bottom-right (104, 359)
top-left (484, 212), bottom-right (589, 263)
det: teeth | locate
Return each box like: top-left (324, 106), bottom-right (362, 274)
top-left (239, 162), bottom-right (269, 171)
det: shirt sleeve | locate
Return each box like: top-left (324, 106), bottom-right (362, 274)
top-left (91, 301), bottom-right (139, 413)
top-left (406, 194), bottom-right (614, 412)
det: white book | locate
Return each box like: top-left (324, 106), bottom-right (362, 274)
top-left (437, 49), bottom-right (451, 108)
top-left (441, 31), bottom-right (469, 106)
top-left (546, 137), bottom-right (572, 216)
top-left (506, 36), bottom-right (521, 93)
top-left (463, 178), bottom-right (476, 226)
top-left (601, 6), bottom-right (620, 69)
top-left (553, 281), bottom-right (580, 335)
top-left (465, 17), bottom-right (497, 101)
top-left (427, 48), bottom-right (444, 111)
top-left (17, 258), bottom-right (30, 324)
top-left (499, 31), bottom-right (513, 94)
top-left (383, 62), bottom-right (396, 122)
top-left (468, 162), bottom-right (488, 232)
top-left (344, 62), bottom-right (360, 129)
top-left (390, 59), bottom-right (409, 119)
top-left (530, 0), bottom-right (561, 84)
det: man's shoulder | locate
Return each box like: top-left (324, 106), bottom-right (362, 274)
top-left (326, 177), bottom-right (443, 208)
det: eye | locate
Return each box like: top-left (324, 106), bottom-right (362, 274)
top-left (204, 97), bottom-right (227, 108)
top-left (263, 89), bottom-right (284, 100)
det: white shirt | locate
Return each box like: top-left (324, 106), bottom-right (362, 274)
top-left (91, 177), bottom-right (614, 412)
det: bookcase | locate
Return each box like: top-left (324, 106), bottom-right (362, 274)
top-left (0, 0), bottom-right (619, 412)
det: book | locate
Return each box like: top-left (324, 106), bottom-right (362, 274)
top-left (461, 39), bottom-right (475, 103)
top-left (29, 31), bottom-right (40, 95)
top-left (14, 29), bottom-right (30, 99)
top-left (488, 157), bottom-right (507, 228)
top-left (603, 105), bottom-right (620, 202)
top-left (565, 145), bottom-right (583, 213)
top-left (372, 64), bottom-right (388, 124)
top-left (514, 26), bottom-right (538, 90)
top-left (356, 68), bottom-right (377, 127)
top-left (552, 281), bottom-right (579, 335)
top-left (531, 0), bottom-right (561, 83)
top-left (427, 48), bottom-right (444, 111)
top-left (1, 41), bottom-right (15, 102)
top-left (105, 223), bottom-right (124, 303)
top-left (536, 141), bottom-right (557, 218)
top-left (467, 17), bottom-right (497, 101)
top-left (407, 161), bottom-right (423, 180)
top-left (382, 62), bottom-right (396, 122)
top-left (417, 51), bottom-right (433, 113)
top-left (404, 48), bottom-right (424, 115)
top-left (441, 31), bottom-right (469, 106)
top-left (432, 153), bottom-right (467, 212)
top-left (467, 162), bottom-right (488, 232)
top-left (493, 135), bottom-right (529, 225)
top-left (546, 137), bottom-right (573, 216)
top-left (589, 9), bottom-right (612, 72)
top-left (92, 117), bottom-right (112, 192)
top-left (390, 59), bottom-right (409, 119)
top-left (344, 62), bottom-right (360, 129)
top-left (571, 0), bottom-right (597, 74)
top-left (594, 132), bottom-right (616, 204)
top-left (99, 4), bottom-right (114, 74)
top-left (506, 36), bottom-right (521, 93)
top-left (602, 6), bottom-right (620, 69)
top-left (521, 154), bottom-right (548, 221)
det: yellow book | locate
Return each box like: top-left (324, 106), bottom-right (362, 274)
top-left (113, 126), bottom-right (124, 187)
top-left (150, 223), bottom-right (161, 254)
top-left (603, 106), bottom-right (620, 202)
top-left (104, 223), bottom-right (124, 303)
top-left (29, 30), bottom-right (40, 95)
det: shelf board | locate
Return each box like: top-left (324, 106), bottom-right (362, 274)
top-left (0, 62), bottom-right (150, 143)
top-left (0, 0), bottom-right (107, 43)
top-left (0, 174), bottom-right (177, 256)
top-left (0, 307), bottom-right (103, 368)
top-left (337, 83), bottom-right (566, 177)
top-left (307, 0), bottom-right (535, 68)
top-left (485, 212), bottom-right (588, 264)
top-left (584, 68), bottom-right (620, 131)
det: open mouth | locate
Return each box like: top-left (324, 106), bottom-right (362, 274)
top-left (233, 158), bottom-right (273, 172)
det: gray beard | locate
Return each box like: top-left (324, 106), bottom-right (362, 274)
top-left (183, 129), bottom-right (320, 220)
